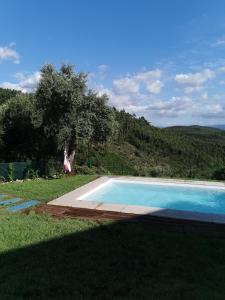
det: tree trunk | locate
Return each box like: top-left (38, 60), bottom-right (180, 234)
top-left (69, 149), bottom-right (76, 174)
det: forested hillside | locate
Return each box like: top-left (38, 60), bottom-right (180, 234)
top-left (79, 113), bottom-right (225, 179)
top-left (0, 88), bottom-right (20, 105)
top-left (0, 66), bottom-right (225, 180)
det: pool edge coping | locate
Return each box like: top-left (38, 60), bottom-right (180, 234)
top-left (48, 176), bottom-right (225, 225)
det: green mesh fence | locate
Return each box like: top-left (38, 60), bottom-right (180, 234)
top-left (0, 162), bottom-right (29, 180)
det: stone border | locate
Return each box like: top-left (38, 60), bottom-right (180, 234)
top-left (48, 176), bottom-right (225, 224)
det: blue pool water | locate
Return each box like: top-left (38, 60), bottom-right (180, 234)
top-left (82, 180), bottom-right (225, 215)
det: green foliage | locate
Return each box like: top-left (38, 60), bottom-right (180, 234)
top-left (25, 168), bottom-right (39, 179)
top-left (74, 165), bottom-right (98, 175)
top-left (0, 87), bottom-right (20, 105)
top-left (24, 162), bottom-right (39, 179)
top-left (7, 163), bottom-right (15, 181)
top-left (34, 64), bottom-right (116, 159)
top-left (111, 111), bottom-right (225, 179)
top-left (0, 64), bottom-right (225, 180)
top-left (100, 152), bottom-right (137, 175)
top-left (0, 64), bottom-right (116, 177)
top-left (87, 92), bottom-right (117, 143)
top-left (43, 158), bottom-right (63, 178)
top-left (0, 93), bottom-right (36, 161)
top-left (213, 167), bottom-right (225, 180)
top-left (34, 64), bottom-right (89, 153)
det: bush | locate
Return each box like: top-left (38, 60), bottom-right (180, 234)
top-left (0, 175), bottom-right (6, 182)
top-left (148, 165), bottom-right (173, 178)
top-left (25, 168), bottom-right (39, 179)
top-left (213, 167), bottom-right (225, 180)
top-left (44, 158), bottom-right (63, 178)
top-left (7, 163), bottom-right (15, 181)
top-left (23, 161), bottom-right (39, 179)
top-left (74, 165), bottom-right (96, 175)
top-left (101, 152), bottom-right (137, 175)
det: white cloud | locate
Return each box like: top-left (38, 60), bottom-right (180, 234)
top-left (199, 103), bottom-right (224, 118)
top-left (143, 96), bottom-right (225, 120)
top-left (88, 64), bottom-right (110, 87)
top-left (135, 69), bottom-right (162, 81)
top-left (105, 95), bottom-right (194, 119)
top-left (175, 69), bottom-right (215, 88)
top-left (113, 77), bottom-right (140, 94)
top-left (95, 69), bottom-right (164, 113)
top-left (112, 69), bottom-right (163, 95)
top-left (0, 72), bottom-right (41, 93)
top-left (2, 62), bottom-right (223, 126)
top-left (97, 64), bottom-right (108, 74)
top-left (0, 45), bottom-right (20, 64)
top-left (92, 61), bottom-right (225, 125)
top-left (217, 66), bottom-right (225, 73)
top-left (96, 64), bottom-right (109, 80)
top-left (97, 73), bottom-right (225, 125)
top-left (146, 80), bottom-right (164, 94)
top-left (146, 96), bottom-right (193, 117)
top-left (201, 92), bottom-right (208, 100)
top-left (184, 86), bottom-right (203, 93)
top-left (211, 37), bottom-right (225, 47)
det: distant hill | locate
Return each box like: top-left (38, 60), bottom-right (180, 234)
top-left (83, 119), bottom-right (225, 180)
top-left (165, 125), bottom-right (225, 145)
top-left (0, 88), bottom-right (20, 105)
top-left (165, 125), bottom-right (225, 137)
top-left (211, 125), bottom-right (225, 131)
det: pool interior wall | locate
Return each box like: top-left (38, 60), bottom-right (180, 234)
top-left (79, 179), bottom-right (225, 215)
top-left (48, 176), bottom-right (225, 224)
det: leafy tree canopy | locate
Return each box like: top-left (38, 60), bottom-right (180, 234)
top-left (34, 64), bottom-right (116, 161)
top-left (0, 88), bottom-right (20, 105)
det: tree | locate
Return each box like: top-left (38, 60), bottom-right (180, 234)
top-left (0, 93), bottom-right (36, 161)
top-left (34, 63), bottom-right (116, 169)
top-left (0, 103), bottom-right (5, 154)
top-left (86, 91), bottom-right (117, 143)
top-left (0, 88), bottom-right (20, 105)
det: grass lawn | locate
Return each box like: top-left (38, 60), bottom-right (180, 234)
top-left (0, 175), bottom-right (97, 202)
top-left (1, 213), bottom-right (225, 299)
top-left (1, 175), bottom-right (225, 299)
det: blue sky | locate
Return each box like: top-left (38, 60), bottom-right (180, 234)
top-left (1, 0), bottom-right (225, 126)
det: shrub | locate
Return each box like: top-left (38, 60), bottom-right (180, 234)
top-left (213, 167), bottom-right (225, 180)
top-left (44, 158), bottom-right (63, 178)
top-left (74, 165), bottom-right (96, 175)
top-left (7, 163), bottom-right (15, 181)
top-left (25, 168), bottom-right (39, 179)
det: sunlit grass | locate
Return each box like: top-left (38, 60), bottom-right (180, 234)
top-left (0, 175), bottom-right (97, 202)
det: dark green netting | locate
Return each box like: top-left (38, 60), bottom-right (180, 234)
top-left (0, 162), bottom-right (29, 180)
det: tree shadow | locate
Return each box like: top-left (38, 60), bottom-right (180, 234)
top-left (1, 215), bottom-right (225, 299)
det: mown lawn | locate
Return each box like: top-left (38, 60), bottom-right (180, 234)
top-left (0, 175), bottom-right (97, 202)
top-left (1, 175), bottom-right (225, 299)
top-left (1, 212), bottom-right (225, 299)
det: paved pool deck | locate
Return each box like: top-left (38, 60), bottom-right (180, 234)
top-left (48, 176), bottom-right (225, 225)
top-left (36, 204), bottom-right (225, 237)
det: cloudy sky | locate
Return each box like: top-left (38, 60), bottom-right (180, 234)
top-left (1, 0), bottom-right (225, 126)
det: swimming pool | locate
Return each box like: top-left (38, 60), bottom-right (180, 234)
top-left (49, 177), bottom-right (225, 223)
top-left (80, 179), bottom-right (225, 215)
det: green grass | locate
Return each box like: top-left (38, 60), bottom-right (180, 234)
top-left (1, 213), bottom-right (225, 299)
top-left (0, 175), bottom-right (97, 202)
top-left (1, 175), bottom-right (225, 298)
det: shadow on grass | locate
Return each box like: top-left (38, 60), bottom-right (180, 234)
top-left (1, 216), bottom-right (225, 299)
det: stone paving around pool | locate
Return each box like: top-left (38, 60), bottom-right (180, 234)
top-left (48, 176), bottom-right (225, 225)
top-left (0, 194), bottom-right (40, 212)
